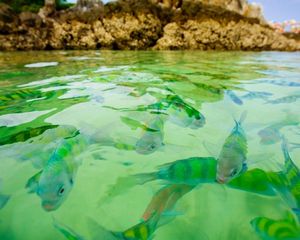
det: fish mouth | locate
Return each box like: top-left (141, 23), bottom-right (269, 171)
top-left (216, 177), bottom-right (227, 184)
top-left (42, 202), bottom-right (58, 211)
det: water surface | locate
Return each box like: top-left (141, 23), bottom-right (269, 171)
top-left (0, 51), bottom-right (299, 240)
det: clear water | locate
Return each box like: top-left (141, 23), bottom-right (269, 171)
top-left (0, 51), bottom-right (299, 240)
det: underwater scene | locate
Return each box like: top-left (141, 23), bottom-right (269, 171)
top-left (0, 51), bottom-right (299, 240)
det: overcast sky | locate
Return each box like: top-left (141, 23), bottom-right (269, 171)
top-left (249, 0), bottom-right (299, 22)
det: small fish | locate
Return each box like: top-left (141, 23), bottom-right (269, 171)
top-left (101, 157), bottom-right (216, 203)
top-left (217, 112), bottom-right (248, 183)
top-left (278, 137), bottom-right (300, 216)
top-left (241, 91), bottom-right (273, 100)
top-left (166, 95), bottom-right (205, 129)
top-left (251, 214), bottom-right (300, 240)
top-left (135, 115), bottom-right (166, 155)
top-left (258, 126), bottom-right (281, 145)
top-left (105, 94), bottom-right (205, 129)
top-left (267, 95), bottom-right (300, 104)
top-left (226, 90), bottom-right (243, 105)
top-left (258, 114), bottom-right (299, 145)
top-left (264, 80), bottom-right (300, 87)
top-left (135, 157), bottom-right (217, 185)
top-left (25, 135), bottom-right (87, 211)
top-left (0, 179), bottom-right (10, 210)
top-left (290, 142), bottom-right (300, 151)
top-left (142, 184), bottom-right (194, 221)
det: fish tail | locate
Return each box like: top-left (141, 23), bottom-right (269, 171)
top-left (134, 172), bottom-right (157, 185)
top-left (238, 110), bottom-right (247, 125)
top-left (232, 110), bottom-right (247, 127)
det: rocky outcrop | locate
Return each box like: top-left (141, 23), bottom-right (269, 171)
top-left (0, 0), bottom-right (299, 51)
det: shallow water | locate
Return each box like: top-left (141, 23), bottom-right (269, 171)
top-left (0, 51), bottom-right (299, 240)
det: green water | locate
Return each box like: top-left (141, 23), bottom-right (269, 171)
top-left (0, 51), bottom-right (299, 240)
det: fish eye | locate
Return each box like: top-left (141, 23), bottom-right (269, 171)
top-left (58, 186), bottom-right (65, 196)
top-left (230, 168), bottom-right (238, 177)
top-left (149, 144), bottom-right (156, 150)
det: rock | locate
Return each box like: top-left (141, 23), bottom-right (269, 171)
top-left (0, 0), bottom-right (299, 51)
top-left (19, 12), bottom-right (42, 27)
top-left (0, 3), bottom-right (17, 23)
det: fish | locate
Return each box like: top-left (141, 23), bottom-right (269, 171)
top-left (258, 126), bottom-right (281, 145)
top-left (135, 115), bottom-right (166, 155)
top-left (277, 137), bottom-right (300, 216)
top-left (105, 93), bottom-right (205, 130)
top-left (216, 111), bottom-right (248, 183)
top-left (165, 95), bottom-right (205, 129)
top-left (241, 91), bottom-right (273, 100)
top-left (25, 135), bottom-right (87, 211)
top-left (142, 184), bottom-right (194, 221)
top-left (258, 113), bottom-right (299, 145)
top-left (290, 142), bottom-right (300, 151)
top-left (266, 95), bottom-right (300, 104)
top-left (251, 214), bottom-right (300, 240)
top-left (101, 157), bottom-right (216, 202)
top-left (0, 179), bottom-right (10, 210)
top-left (264, 80), bottom-right (300, 87)
top-left (135, 157), bottom-right (217, 185)
top-left (226, 90), bottom-right (243, 105)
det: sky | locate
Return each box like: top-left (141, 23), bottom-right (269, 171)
top-left (249, 0), bottom-right (300, 22)
top-left (66, 0), bottom-right (299, 22)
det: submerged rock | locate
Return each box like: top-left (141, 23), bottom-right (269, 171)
top-left (0, 0), bottom-right (299, 51)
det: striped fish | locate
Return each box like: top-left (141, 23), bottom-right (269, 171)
top-left (118, 212), bottom-right (160, 240)
top-left (278, 137), bottom-right (300, 216)
top-left (135, 115), bottom-right (166, 155)
top-left (25, 135), bottom-right (87, 211)
top-left (267, 95), bottom-right (300, 105)
top-left (165, 94), bottom-right (205, 129)
top-left (217, 111), bottom-right (248, 183)
top-left (102, 157), bottom-right (216, 202)
top-left (135, 157), bottom-right (217, 185)
top-left (251, 215), bottom-right (300, 240)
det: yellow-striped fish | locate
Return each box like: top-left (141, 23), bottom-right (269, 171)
top-left (251, 214), bottom-right (300, 240)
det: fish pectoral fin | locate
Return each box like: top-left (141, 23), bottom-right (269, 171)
top-left (25, 170), bottom-right (43, 193)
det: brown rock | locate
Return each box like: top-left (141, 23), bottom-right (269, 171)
top-left (0, 3), bottom-right (17, 23)
top-left (19, 12), bottom-right (42, 27)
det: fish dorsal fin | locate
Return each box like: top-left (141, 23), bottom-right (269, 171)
top-left (25, 170), bottom-right (43, 193)
top-left (232, 110), bottom-right (247, 127)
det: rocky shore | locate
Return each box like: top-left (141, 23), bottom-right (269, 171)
top-left (0, 0), bottom-right (299, 51)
